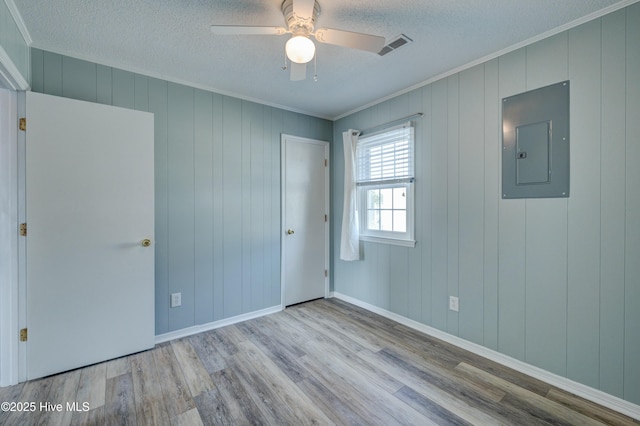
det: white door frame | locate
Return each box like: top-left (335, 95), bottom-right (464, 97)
top-left (280, 134), bottom-right (330, 309)
top-left (0, 50), bottom-right (29, 386)
top-left (0, 39), bottom-right (29, 386)
top-left (0, 88), bottom-right (19, 387)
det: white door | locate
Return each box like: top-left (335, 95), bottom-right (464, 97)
top-left (25, 91), bottom-right (155, 380)
top-left (282, 135), bottom-right (329, 306)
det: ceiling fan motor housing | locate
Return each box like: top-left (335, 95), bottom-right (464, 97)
top-left (281, 0), bottom-right (321, 36)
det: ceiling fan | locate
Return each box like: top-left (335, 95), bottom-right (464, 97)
top-left (210, 0), bottom-right (386, 81)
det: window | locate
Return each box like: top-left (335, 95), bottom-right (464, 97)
top-left (356, 122), bottom-right (415, 247)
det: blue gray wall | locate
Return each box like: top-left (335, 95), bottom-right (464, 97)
top-left (25, 2), bottom-right (640, 407)
top-left (30, 49), bottom-right (333, 335)
top-left (332, 4), bottom-right (640, 405)
top-left (0, 0), bottom-right (29, 84)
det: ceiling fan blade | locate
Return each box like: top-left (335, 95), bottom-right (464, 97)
top-left (314, 28), bottom-right (385, 53)
top-left (292, 0), bottom-right (315, 18)
top-left (290, 62), bottom-right (307, 81)
top-left (210, 25), bottom-right (287, 36)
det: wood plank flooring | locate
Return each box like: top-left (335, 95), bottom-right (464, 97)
top-left (1, 298), bottom-right (638, 425)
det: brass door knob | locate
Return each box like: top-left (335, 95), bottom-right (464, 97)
top-left (287, 229), bottom-right (295, 235)
top-left (141, 239), bottom-right (152, 247)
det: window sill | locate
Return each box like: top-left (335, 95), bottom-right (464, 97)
top-left (360, 235), bottom-right (416, 248)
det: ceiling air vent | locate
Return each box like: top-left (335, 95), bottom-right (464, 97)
top-left (378, 34), bottom-right (413, 56)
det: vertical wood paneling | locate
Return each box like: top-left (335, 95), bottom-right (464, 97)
top-left (212, 93), bottom-right (225, 320)
top-left (566, 19), bottom-right (601, 389)
top-left (624, 1), bottom-right (640, 405)
top-left (259, 107), bottom-right (272, 305)
top-left (282, 111), bottom-right (300, 137)
top-left (430, 79), bottom-right (449, 332)
top-left (30, 48), bottom-right (44, 92)
top-left (599, 9), bottom-right (626, 399)
top-left (407, 88), bottom-right (423, 322)
top-left (112, 69), bottom-right (135, 109)
top-left (419, 86), bottom-right (433, 326)
top-left (43, 51), bottom-right (62, 96)
top-left (134, 74), bottom-right (149, 111)
top-left (31, 4), bottom-right (640, 404)
top-left (167, 83), bottom-right (195, 331)
top-left (222, 96), bottom-right (243, 318)
top-left (249, 102), bottom-right (265, 311)
top-left (524, 32), bottom-right (569, 377)
top-left (148, 78), bottom-right (169, 334)
top-left (483, 58), bottom-right (500, 351)
top-left (194, 89), bottom-right (214, 325)
top-left (267, 105), bottom-right (281, 305)
top-left (497, 48), bottom-right (526, 361)
top-left (331, 3), bottom-right (639, 406)
top-left (524, 198), bottom-right (568, 376)
top-left (241, 101), bottom-right (252, 312)
top-left (261, 106), bottom-right (273, 308)
top-left (61, 57), bottom-right (96, 103)
top-left (96, 65), bottom-right (112, 105)
top-left (389, 247), bottom-right (409, 316)
top-left (446, 75), bottom-right (460, 336)
top-left (270, 108), bottom-right (284, 307)
top-left (360, 239), bottom-right (375, 305)
top-left (458, 64), bottom-right (485, 345)
top-left (32, 50), bottom-right (332, 338)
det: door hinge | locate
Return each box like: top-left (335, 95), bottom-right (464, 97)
top-left (20, 223), bottom-right (27, 236)
top-left (19, 118), bottom-right (26, 131)
top-left (20, 328), bottom-right (27, 342)
top-left (324, 214), bottom-right (328, 222)
top-left (324, 270), bottom-right (328, 277)
top-left (324, 159), bottom-right (328, 167)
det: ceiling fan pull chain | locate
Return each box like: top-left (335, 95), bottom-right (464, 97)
top-left (313, 52), bottom-right (318, 82)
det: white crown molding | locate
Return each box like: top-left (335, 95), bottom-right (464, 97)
top-left (332, 0), bottom-right (640, 121)
top-left (330, 291), bottom-right (640, 421)
top-left (0, 46), bottom-right (29, 90)
top-left (4, 0), bottom-right (32, 46)
top-left (28, 44), bottom-right (333, 121)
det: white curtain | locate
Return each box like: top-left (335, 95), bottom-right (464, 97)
top-left (340, 129), bottom-right (360, 261)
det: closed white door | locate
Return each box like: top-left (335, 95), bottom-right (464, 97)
top-left (25, 91), bottom-right (155, 380)
top-left (282, 135), bottom-right (329, 306)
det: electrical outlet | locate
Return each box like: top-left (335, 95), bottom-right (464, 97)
top-left (171, 292), bottom-right (182, 308)
top-left (449, 296), bottom-right (459, 312)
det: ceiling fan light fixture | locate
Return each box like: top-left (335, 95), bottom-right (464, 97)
top-left (285, 35), bottom-right (315, 64)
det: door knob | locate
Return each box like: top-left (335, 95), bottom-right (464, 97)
top-left (141, 239), bottom-right (152, 247)
top-left (287, 229), bottom-right (295, 235)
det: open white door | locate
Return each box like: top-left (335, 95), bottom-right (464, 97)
top-left (281, 135), bottom-right (329, 306)
top-left (24, 92), bottom-right (155, 380)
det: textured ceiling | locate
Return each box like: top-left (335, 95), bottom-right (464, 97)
top-left (12, 0), bottom-right (630, 119)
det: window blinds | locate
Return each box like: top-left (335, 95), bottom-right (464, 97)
top-left (356, 122), bottom-right (414, 185)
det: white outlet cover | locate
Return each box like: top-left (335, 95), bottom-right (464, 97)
top-left (171, 292), bottom-right (182, 308)
top-left (449, 296), bottom-right (459, 312)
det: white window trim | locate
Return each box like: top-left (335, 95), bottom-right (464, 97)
top-left (356, 122), bottom-right (416, 247)
top-left (360, 235), bottom-right (416, 247)
top-left (358, 181), bottom-right (415, 247)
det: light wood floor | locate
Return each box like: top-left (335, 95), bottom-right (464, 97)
top-left (1, 298), bottom-right (638, 425)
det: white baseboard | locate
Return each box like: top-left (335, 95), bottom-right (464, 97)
top-left (330, 292), bottom-right (640, 421)
top-left (154, 305), bottom-right (282, 344)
